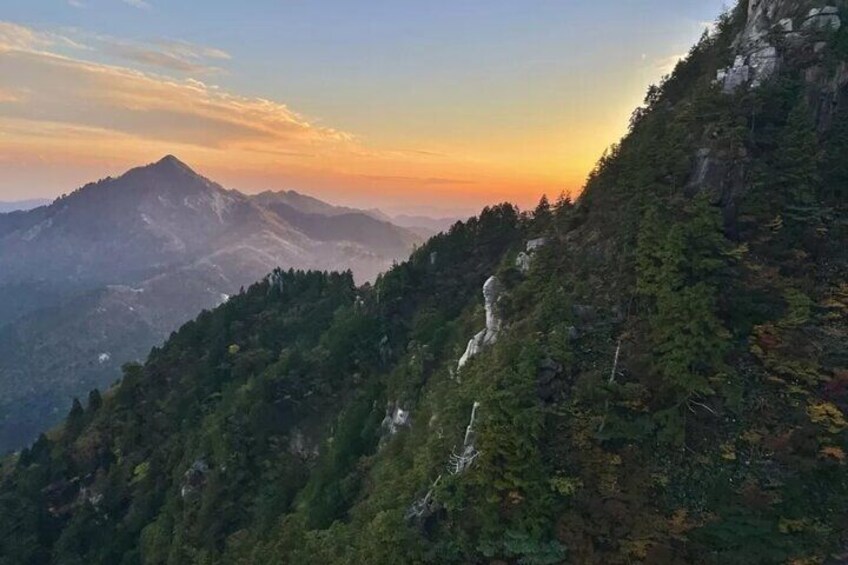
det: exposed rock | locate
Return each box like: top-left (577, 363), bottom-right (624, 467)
top-left (526, 238), bottom-right (548, 252)
top-left (180, 459), bottom-right (209, 498)
top-left (288, 429), bottom-right (320, 461)
top-left (482, 276), bottom-right (502, 340)
top-left (718, 56), bottom-right (752, 93)
top-left (381, 403), bottom-right (411, 436)
top-left (458, 329), bottom-right (487, 370)
top-left (749, 45), bottom-right (779, 88)
top-left (802, 6), bottom-right (841, 32)
top-left (516, 251), bottom-right (532, 273)
top-left (79, 486), bottom-right (103, 508)
top-left (457, 276), bottom-right (503, 369)
top-left (448, 401), bottom-right (481, 475)
top-left (430, 251), bottom-right (438, 266)
top-left (516, 237), bottom-right (549, 274)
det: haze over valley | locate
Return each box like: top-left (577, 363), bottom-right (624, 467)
top-left (0, 155), bottom-right (428, 451)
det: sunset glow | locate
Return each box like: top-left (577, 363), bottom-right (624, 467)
top-left (0, 1), bottom-right (725, 214)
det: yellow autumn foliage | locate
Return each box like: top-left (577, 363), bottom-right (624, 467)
top-left (807, 402), bottom-right (848, 433)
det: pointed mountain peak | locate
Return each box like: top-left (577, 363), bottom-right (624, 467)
top-left (150, 154), bottom-right (195, 175)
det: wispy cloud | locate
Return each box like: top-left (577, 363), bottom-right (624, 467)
top-left (0, 22), bottom-right (230, 75)
top-left (0, 51), bottom-right (352, 150)
top-left (0, 21), bottom-right (88, 52)
top-left (99, 40), bottom-right (228, 74)
top-left (122, 0), bottom-right (151, 9)
top-left (0, 87), bottom-right (25, 103)
top-left (68, 0), bottom-right (85, 8)
top-left (0, 22), bottom-right (355, 156)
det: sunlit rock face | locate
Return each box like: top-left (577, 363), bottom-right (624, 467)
top-left (717, 1), bottom-right (842, 94)
top-left (516, 238), bottom-right (548, 274)
top-left (482, 276), bottom-right (502, 342)
top-left (458, 276), bottom-right (503, 369)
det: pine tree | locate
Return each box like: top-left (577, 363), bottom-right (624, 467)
top-left (88, 389), bottom-right (102, 412)
top-left (533, 195), bottom-right (553, 232)
top-left (774, 101), bottom-right (823, 237)
top-left (642, 196), bottom-right (732, 404)
top-left (66, 397), bottom-right (85, 437)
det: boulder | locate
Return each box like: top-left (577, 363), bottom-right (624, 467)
top-left (803, 7), bottom-right (841, 32)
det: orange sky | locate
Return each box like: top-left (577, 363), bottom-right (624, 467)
top-left (0, 3), bottom-right (723, 215)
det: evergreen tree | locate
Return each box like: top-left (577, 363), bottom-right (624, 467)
top-left (640, 196), bottom-right (732, 405)
top-left (774, 100), bottom-right (823, 238)
top-left (66, 397), bottom-right (85, 437)
top-left (87, 389), bottom-right (102, 413)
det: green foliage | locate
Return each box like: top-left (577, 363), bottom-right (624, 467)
top-left (2, 4), bottom-right (848, 564)
top-left (637, 196), bottom-right (733, 406)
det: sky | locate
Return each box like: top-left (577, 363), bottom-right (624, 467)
top-left (0, 0), bottom-right (728, 216)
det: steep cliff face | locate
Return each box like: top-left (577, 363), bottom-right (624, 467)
top-left (690, 0), bottom-right (848, 235)
top-left (719, 0), bottom-right (846, 116)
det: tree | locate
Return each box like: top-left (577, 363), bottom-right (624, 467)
top-left (774, 100), bottom-right (823, 239)
top-left (639, 196), bottom-right (732, 408)
top-left (87, 389), bottom-right (102, 413)
top-left (66, 397), bottom-right (85, 438)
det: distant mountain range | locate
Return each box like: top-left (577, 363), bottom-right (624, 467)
top-left (0, 198), bottom-right (52, 213)
top-left (0, 155), bottom-right (430, 452)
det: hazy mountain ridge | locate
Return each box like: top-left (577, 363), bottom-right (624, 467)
top-left (0, 199), bottom-right (51, 214)
top-left (0, 156), bottom-right (424, 451)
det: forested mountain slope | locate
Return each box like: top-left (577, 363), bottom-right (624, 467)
top-left (2, 0), bottom-right (847, 563)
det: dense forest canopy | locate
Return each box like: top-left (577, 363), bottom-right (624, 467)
top-left (2, 0), bottom-right (848, 563)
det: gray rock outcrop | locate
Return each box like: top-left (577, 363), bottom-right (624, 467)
top-left (458, 276), bottom-right (503, 369)
top-left (803, 6), bottom-right (842, 31)
top-left (716, 2), bottom-right (842, 94)
top-left (516, 238), bottom-right (549, 273)
top-left (515, 251), bottom-right (532, 273)
top-left (381, 403), bottom-right (411, 436)
top-left (180, 459), bottom-right (209, 498)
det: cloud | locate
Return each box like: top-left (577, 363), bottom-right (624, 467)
top-left (0, 87), bottom-right (24, 103)
top-left (0, 22), bottom-right (88, 52)
top-left (122, 0), bottom-right (151, 9)
top-left (68, 0), bottom-right (85, 8)
top-left (0, 22), bottom-right (230, 75)
top-left (0, 31), bottom-right (355, 153)
top-left (100, 42), bottom-right (223, 73)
